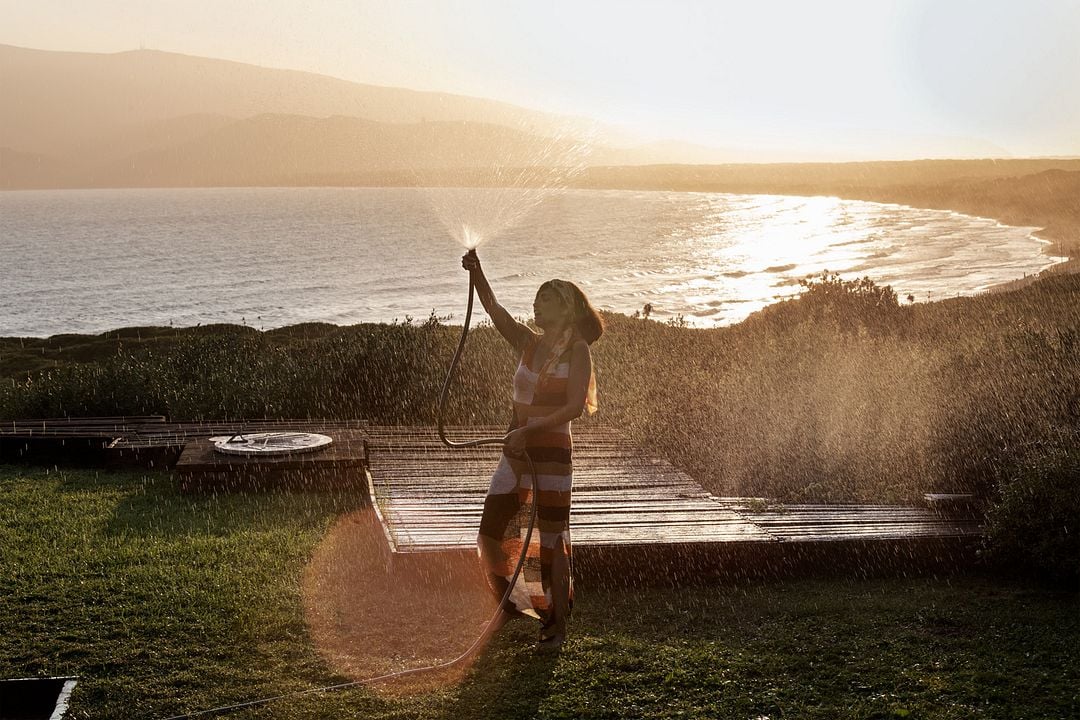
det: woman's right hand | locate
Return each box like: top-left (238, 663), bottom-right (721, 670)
top-left (461, 251), bottom-right (481, 274)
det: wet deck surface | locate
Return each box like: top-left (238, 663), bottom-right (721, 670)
top-left (3, 417), bottom-right (983, 560)
top-left (365, 426), bottom-right (983, 554)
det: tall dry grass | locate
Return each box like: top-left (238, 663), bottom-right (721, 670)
top-left (2, 275), bottom-right (1078, 508)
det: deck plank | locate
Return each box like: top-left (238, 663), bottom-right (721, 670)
top-left (367, 425), bottom-right (983, 555)
top-left (5, 417), bottom-right (985, 564)
top-left (366, 425), bottom-right (770, 552)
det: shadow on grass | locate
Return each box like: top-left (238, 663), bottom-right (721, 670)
top-left (101, 471), bottom-right (367, 539)
top-left (439, 627), bottom-right (560, 720)
top-left (2, 463), bottom-right (363, 539)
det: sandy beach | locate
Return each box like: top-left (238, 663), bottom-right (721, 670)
top-left (577, 159), bottom-right (1080, 257)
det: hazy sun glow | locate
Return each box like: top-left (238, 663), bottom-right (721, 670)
top-left (3, 0), bottom-right (1079, 160)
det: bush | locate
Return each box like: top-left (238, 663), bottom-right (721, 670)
top-left (0, 319), bottom-right (516, 425)
top-left (750, 271), bottom-right (905, 336)
top-left (985, 439), bottom-right (1080, 586)
top-left (1, 273), bottom-right (1078, 510)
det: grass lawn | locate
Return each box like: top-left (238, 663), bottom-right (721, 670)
top-left (1, 464), bottom-right (1077, 719)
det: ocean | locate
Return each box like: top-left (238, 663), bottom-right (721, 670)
top-left (0, 186), bottom-right (1063, 337)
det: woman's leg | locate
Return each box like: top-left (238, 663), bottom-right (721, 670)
top-left (478, 455), bottom-right (533, 618)
top-left (549, 536), bottom-right (570, 639)
top-left (478, 492), bottom-right (524, 613)
top-left (536, 472), bottom-right (573, 647)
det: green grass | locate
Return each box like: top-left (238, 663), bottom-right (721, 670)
top-left (2, 465), bottom-right (1077, 719)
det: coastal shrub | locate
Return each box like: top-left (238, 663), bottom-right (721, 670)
top-left (925, 324), bottom-right (1080, 498)
top-left (984, 438), bottom-right (1080, 586)
top-left (749, 272), bottom-right (904, 336)
top-left (1, 274), bottom-right (1078, 510)
top-left (717, 328), bottom-right (941, 502)
top-left (592, 274), bottom-right (1079, 504)
top-left (0, 318), bottom-right (516, 425)
top-left (595, 315), bottom-right (946, 503)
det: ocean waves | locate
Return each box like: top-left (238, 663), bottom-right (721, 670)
top-left (0, 187), bottom-right (1064, 336)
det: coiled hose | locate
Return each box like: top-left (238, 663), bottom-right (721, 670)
top-left (161, 253), bottom-right (538, 719)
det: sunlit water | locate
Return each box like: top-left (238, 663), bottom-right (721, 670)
top-left (0, 187), bottom-right (1065, 337)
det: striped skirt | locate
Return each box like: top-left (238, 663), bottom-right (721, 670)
top-left (477, 446), bottom-right (573, 623)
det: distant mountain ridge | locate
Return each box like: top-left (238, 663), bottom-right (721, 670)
top-left (99, 113), bottom-right (600, 187)
top-left (0, 43), bottom-right (577, 152)
top-left (0, 43), bottom-right (1039, 190)
top-left (2, 43), bottom-right (752, 189)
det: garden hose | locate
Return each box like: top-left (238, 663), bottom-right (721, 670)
top-left (160, 251), bottom-right (539, 719)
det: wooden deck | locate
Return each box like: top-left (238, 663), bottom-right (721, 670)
top-left (1, 415), bottom-right (170, 465)
top-left (713, 499), bottom-right (982, 543)
top-left (366, 425), bottom-right (772, 552)
top-left (0, 417), bottom-right (367, 468)
top-left (365, 426), bottom-right (983, 571)
top-left (4, 417), bottom-right (984, 573)
top-left (174, 428), bottom-right (369, 493)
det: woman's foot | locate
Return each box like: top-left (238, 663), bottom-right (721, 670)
top-left (535, 633), bottom-right (565, 655)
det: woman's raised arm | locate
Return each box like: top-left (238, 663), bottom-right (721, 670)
top-left (462, 251), bottom-right (533, 351)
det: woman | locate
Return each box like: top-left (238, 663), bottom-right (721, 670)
top-left (462, 250), bottom-right (603, 653)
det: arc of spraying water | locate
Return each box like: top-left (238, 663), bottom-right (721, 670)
top-left (159, 252), bottom-right (540, 720)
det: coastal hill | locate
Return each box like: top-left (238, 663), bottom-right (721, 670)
top-left (0, 43), bottom-right (748, 188)
top-left (3, 41), bottom-right (1079, 259)
top-left (0, 43), bottom-right (572, 154)
top-left (574, 162), bottom-right (1080, 263)
top-left (18, 113), bottom-right (598, 188)
top-left (0, 43), bottom-right (1036, 190)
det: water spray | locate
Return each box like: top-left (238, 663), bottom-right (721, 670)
top-left (160, 247), bottom-right (540, 720)
top-left (160, 120), bottom-right (595, 717)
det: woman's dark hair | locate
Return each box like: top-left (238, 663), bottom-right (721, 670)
top-left (538, 279), bottom-right (604, 345)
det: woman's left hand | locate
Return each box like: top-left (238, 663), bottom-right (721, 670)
top-left (503, 427), bottom-right (529, 453)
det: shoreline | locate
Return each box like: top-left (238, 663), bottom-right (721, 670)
top-left (584, 163), bottom-right (1080, 255)
top-left (574, 162), bottom-right (1080, 296)
top-left (3, 166), bottom-right (1077, 338)
top-left (823, 186), bottom-right (1079, 295)
top-left (6, 160), bottom-right (1080, 260)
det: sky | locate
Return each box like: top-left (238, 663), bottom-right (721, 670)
top-left (3, 0), bottom-right (1080, 160)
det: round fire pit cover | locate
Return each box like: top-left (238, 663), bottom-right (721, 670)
top-left (210, 432), bottom-right (333, 457)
